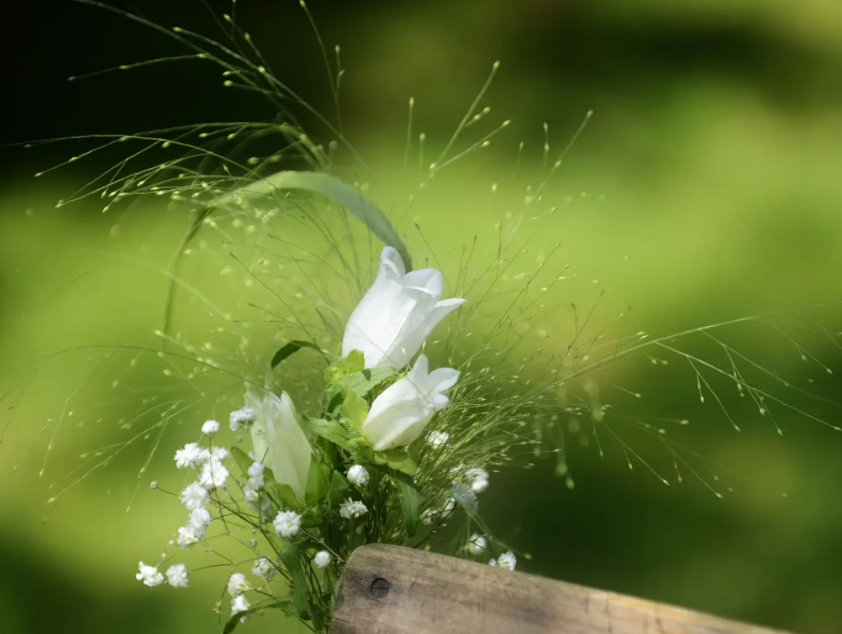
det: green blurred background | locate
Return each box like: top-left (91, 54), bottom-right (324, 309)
top-left (2, 0), bottom-right (842, 633)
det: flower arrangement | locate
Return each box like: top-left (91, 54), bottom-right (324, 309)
top-left (9, 2), bottom-right (841, 634)
top-left (139, 245), bottom-right (492, 631)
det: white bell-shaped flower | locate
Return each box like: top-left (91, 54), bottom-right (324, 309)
top-left (361, 354), bottom-right (459, 451)
top-left (342, 246), bottom-right (466, 369)
top-left (245, 390), bottom-right (312, 504)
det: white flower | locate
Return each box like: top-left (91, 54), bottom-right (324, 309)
top-left (227, 572), bottom-right (251, 597)
top-left (247, 461), bottom-right (265, 488)
top-left (243, 485), bottom-right (259, 503)
top-left (251, 557), bottom-right (276, 581)
top-left (489, 552), bottom-right (516, 571)
top-left (313, 550), bottom-right (331, 569)
top-left (166, 563), bottom-right (189, 588)
top-left (426, 430), bottom-right (449, 447)
top-left (346, 465), bottom-right (369, 488)
top-left (199, 460), bottom-right (229, 489)
top-left (246, 391), bottom-right (312, 504)
top-left (420, 508), bottom-right (440, 525)
top-left (231, 594), bottom-right (251, 616)
top-left (209, 446), bottom-right (229, 462)
top-left (177, 525), bottom-right (202, 548)
top-left (361, 355), bottom-right (459, 451)
top-left (201, 420), bottom-right (220, 436)
top-left (180, 482), bottom-right (208, 511)
top-left (189, 508), bottom-right (212, 531)
top-left (466, 467), bottom-right (489, 494)
top-left (174, 442), bottom-right (203, 469)
top-left (468, 533), bottom-right (487, 555)
top-left (342, 246), bottom-right (466, 369)
top-left (135, 561), bottom-right (164, 587)
top-left (339, 499), bottom-right (368, 519)
top-left (442, 497), bottom-right (456, 514)
top-left (273, 510), bottom-right (302, 538)
top-left (229, 407), bottom-right (257, 431)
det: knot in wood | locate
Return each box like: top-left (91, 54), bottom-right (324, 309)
top-left (370, 577), bottom-right (390, 599)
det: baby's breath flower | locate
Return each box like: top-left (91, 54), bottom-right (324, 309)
top-left (489, 552), bottom-right (516, 570)
top-left (339, 499), bottom-right (368, 520)
top-left (199, 460), bottom-right (229, 489)
top-left (251, 557), bottom-right (276, 580)
top-left (426, 430), bottom-right (449, 447)
top-left (189, 508), bottom-right (212, 531)
top-left (166, 563), bottom-right (189, 588)
top-left (247, 461), bottom-right (265, 487)
top-left (466, 467), bottom-right (489, 494)
top-left (135, 561), bottom-right (164, 587)
top-left (201, 420), bottom-right (220, 436)
top-left (314, 550), bottom-right (331, 569)
top-left (243, 485), bottom-right (259, 503)
top-left (174, 442), bottom-right (203, 469)
top-left (273, 510), bottom-right (301, 538)
top-left (229, 407), bottom-right (257, 431)
top-left (177, 525), bottom-right (202, 549)
top-left (346, 465), bottom-right (369, 488)
top-left (231, 594), bottom-right (250, 616)
top-left (180, 481), bottom-right (208, 511)
top-left (197, 446), bottom-right (228, 464)
top-left (421, 508), bottom-right (440, 525)
top-left (468, 533), bottom-right (487, 555)
top-left (227, 572), bottom-right (250, 597)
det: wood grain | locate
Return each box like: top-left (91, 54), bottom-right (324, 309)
top-left (330, 544), bottom-right (791, 634)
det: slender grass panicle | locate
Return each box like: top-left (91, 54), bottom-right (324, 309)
top-left (3, 2), bottom-right (841, 633)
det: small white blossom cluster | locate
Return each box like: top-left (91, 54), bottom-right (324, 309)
top-left (489, 552), bottom-right (517, 571)
top-left (451, 464), bottom-right (490, 495)
top-left (347, 464), bottom-right (369, 488)
top-left (136, 561), bottom-right (189, 588)
top-left (273, 510), bottom-right (302, 538)
top-left (243, 461), bottom-right (265, 503)
top-left (229, 406), bottom-right (257, 431)
top-left (339, 499), bottom-right (368, 519)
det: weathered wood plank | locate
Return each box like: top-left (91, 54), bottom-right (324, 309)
top-left (331, 544), bottom-right (791, 634)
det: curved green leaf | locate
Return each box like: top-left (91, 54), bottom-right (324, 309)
top-left (271, 340), bottom-right (324, 369)
top-left (212, 171), bottom-right (412, 269)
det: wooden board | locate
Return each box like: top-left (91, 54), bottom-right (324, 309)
top-left (330, 544), bottom-right (791, 634)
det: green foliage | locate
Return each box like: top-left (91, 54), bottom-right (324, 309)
top-left (212, 171), bottom-right (413, 271)
top-left (306, 417), bottom-right (351, 446)
top-left (392, 472), bottom-right (421, 538)
top-left (373, 449), bottom-right (417, 476)
top-left (281, 543), bottom-right (310, 621)
top-left (339, 391), bottom-right (369, 432)
top-left (328, 471), bottom-right (350, 506)
top-left (271, 340), bottom-right (324, 369)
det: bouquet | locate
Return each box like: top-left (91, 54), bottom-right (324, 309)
top-left (8, 2), bottom-right (840, 633)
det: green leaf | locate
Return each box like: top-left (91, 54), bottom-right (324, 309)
top-left (267, 481), bottom-right (299, 509)
top-left (271, 340), bottom-right (323, 369)
top-left (281, 543), bottom-right (309, 620)
top-left (328, 471), bottom-right (350, 506)
top-left (373, 449), bottom-right (417, 476)
top-left (230, 446), bottom-right (253, 476)
top-left (304, 458), bottom-right (329, 505)
top-left (306, 417), bottom-right (351, 446)
top-left (347, 436), bottom-right (374, 463)
top-left (393, 472), bottom-right (420, 538)
top-left (338, 365), bottom-right (399, 398)
top-left (340, 391), bottom-right (369, 432)
top-left (212, 171), bottom-right (412, 270)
